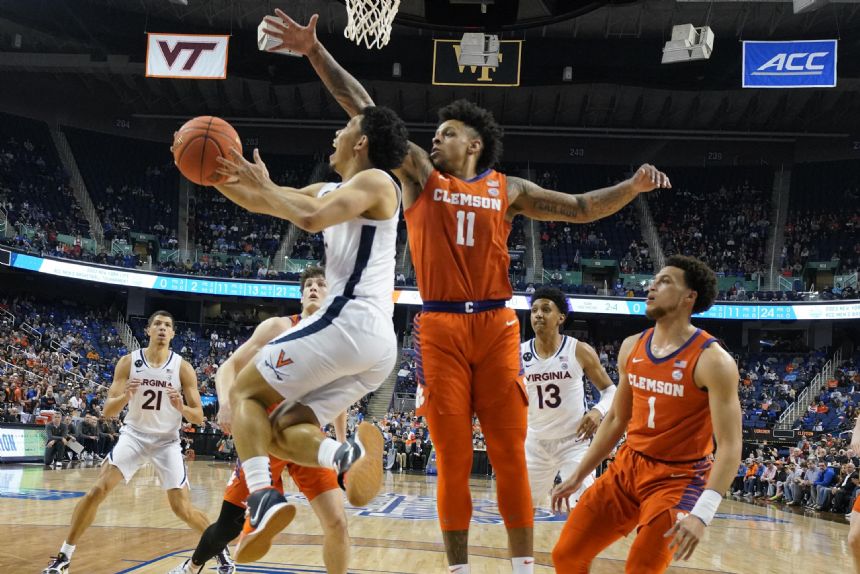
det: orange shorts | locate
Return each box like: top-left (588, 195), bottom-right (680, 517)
top-left (854, 494), bottom-right (860, 513)
top-left (413, 306), bottom-right (526, 417)
top-left (579, 445), bottom-right (713, 527)
top-left (552, 445), bottom-right (713, 573)
top-left (223, 456), bottom-right (339, 508)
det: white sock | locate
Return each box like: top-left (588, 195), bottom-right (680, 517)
top-left (242, 456), bottom-right (271, 493)
top-left (448, 565), bottom-right (470, 573)
top-left (317, 438), bottom-right (342, 469)
top-left (512, 557), bottom-right (534, 573)
top-left (60, 542), bottom-right (76, 559)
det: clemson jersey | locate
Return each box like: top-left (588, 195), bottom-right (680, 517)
top-left (405, 169), bottom-right (512, 302)
top-left (625, 328), bottom-right (718, 462)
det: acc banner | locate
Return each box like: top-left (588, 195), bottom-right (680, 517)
top-left (146, 33), bottom-right (229, 79)
top-left (742, 40), bottom-right (837, 88)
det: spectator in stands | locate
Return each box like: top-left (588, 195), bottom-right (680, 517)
top-left (809, 461), bottom-right (837, 509)
top-left (98, 416), bottom-right (118, 457)
top-left (783, 461), bottom-right (806, 504)
top-left (731, 461), bottom-right (747, 495)
top-left (743, 458), bottom-right (762, 497)
top-left (829, 463), bottom-right (858, 514)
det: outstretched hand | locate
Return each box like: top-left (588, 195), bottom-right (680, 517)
top-left (262, 10), bottom-right (320, 56)
top-left (215, 148), bottom-right (272, 190)
top-left (628, 164), bottom-right (671, 194)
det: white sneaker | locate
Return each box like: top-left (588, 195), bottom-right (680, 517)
top-left (167, 558), bottom-right (202, 574)
top-left (42, 553), bottom-right (71, 573)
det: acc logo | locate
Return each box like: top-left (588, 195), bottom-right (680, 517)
top-left (671, 369), bottom-right (683, 381)
top-left (754, 51), bottom-right (829, 76)
top-left (134, 359), bottom-right (144, 368)
top-left (522, 352), bottom-right (534, 362)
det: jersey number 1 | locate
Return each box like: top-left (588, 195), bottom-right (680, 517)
top-left (647, 396), bottom-right (656, 429)
top-left (142, 389), bottom-right (163, 411)
top-left (455, 210), bottom-right (475, 247)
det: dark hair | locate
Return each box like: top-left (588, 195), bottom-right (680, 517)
top-left (299, 265), bottom-right (325, 290)
top-left (359, 106), bottom-right (409, 170)
top-left (665, 255), bottom-right (718, 314)
top-left (530, 286), bottom-right (570, 317)
top-left (146, 310), bottom-right (174, 328)
top-left (438, 99), bottom-right (503, 172)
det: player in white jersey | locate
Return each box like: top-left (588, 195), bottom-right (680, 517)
top-left (211, 105), bottom-right (409, 563)
top-left (522, 287), bottom-right (617, 509)
top-left (42, 310), bottom-right (211, 574)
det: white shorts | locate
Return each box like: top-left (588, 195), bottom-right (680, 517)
top-left (256, 297), bottom-right (397, 426)
top-left (106, 427), bottom-right (188, 490)
top-left (525, 431), bottom-right (595, 508)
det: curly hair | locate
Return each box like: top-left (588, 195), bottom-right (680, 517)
top-left (299, 265), bottom-right (325, 290)
top-left (530, 286), bottom-right (570, 317)
top-left (665, 255), bottom-right (718, 314)
top-left (438, 99), bottom-right (503, 172)
top-left (359, 106), bottom-right (409, 171)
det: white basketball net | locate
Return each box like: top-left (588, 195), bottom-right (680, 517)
top-left (344, 0), bottom-right (400, 50)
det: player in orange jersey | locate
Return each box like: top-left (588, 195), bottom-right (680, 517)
top-left (169, 266), bottom-right (349, 574)
top-left (550, 255), bottom-right (743, 573)
top-left (849, 414), bottom-right (860, 573)
top-left (260, 11), bottom-right (669, 573)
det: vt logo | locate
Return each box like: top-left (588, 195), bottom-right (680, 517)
top-left (157, 41), bottom-right (217, 70)
top-left (276, 351), bottom-right (294, 368)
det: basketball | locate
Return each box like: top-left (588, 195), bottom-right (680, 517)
top-left (172, 116), bottom-right (242, 186)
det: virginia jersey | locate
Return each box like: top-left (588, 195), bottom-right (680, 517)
top-left (625, 328), bottom-right (718, 462)
top-left (522, 336), bottom-right (588, 440)
top-left (405, 169), bottom-right (512, 302)
top-left (317, 171), bottom-right (399, 317)
top-left (124, 348), bottom-right (183, 436)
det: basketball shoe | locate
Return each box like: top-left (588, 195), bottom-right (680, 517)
top-left (216, 547), bottom-right (236, 574)
top-left (234, 487), bottom-right (296, 563)
top-left (41, 553), bottom-right (70, 574)
top-left (334, 421), bottom-right (384, 506)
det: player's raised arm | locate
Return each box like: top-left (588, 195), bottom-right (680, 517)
top-left (103, 354), bottom-right (134, 418)
top-left (507, 164), bottom-right (671, 223)
top-left (177, 359), bottom-right (205, 425)
top-left (552, 334), bottom-right (637, 512)
top-left (665, 343), bottom-right (742, 561)
top-left (218, 149), bottom-right (395, 232)
top-left (262, 9), bottom-right (433, 192)
top-left (263, 10), bottom-right (373, 118)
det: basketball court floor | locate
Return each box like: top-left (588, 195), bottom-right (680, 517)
top-left (4, 460), bottom-right (851, 573)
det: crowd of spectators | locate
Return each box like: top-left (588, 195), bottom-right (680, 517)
top-left (784, 160), bottom-right (860, 278)
top-left (732, 436), bottom-right (859, 518)
top-left (648, 166), bottom-right (774, 280)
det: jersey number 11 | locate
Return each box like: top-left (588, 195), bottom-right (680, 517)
top-left (455, 210), bottom-right (476, 247)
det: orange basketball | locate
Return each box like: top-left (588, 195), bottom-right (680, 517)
top-left (172, 116), bottom-right (242, 186)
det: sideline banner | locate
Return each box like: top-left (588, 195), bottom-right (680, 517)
top-left (146, 33), bottom-right (229, 79)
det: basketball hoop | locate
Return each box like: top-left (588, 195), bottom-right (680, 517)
top-left (343, 0), bottom-right (400, 50)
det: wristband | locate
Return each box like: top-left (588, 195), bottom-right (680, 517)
top-left (690, 489), bottom-right (722, 526)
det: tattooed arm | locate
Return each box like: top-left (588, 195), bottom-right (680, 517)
top-left (263, 10), bottom-right (373, 117)
top-left (506, 164), bottom-right (671, 223)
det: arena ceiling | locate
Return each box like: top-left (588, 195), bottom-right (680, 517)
top-left (1, 0), bottom-right (859, 135)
